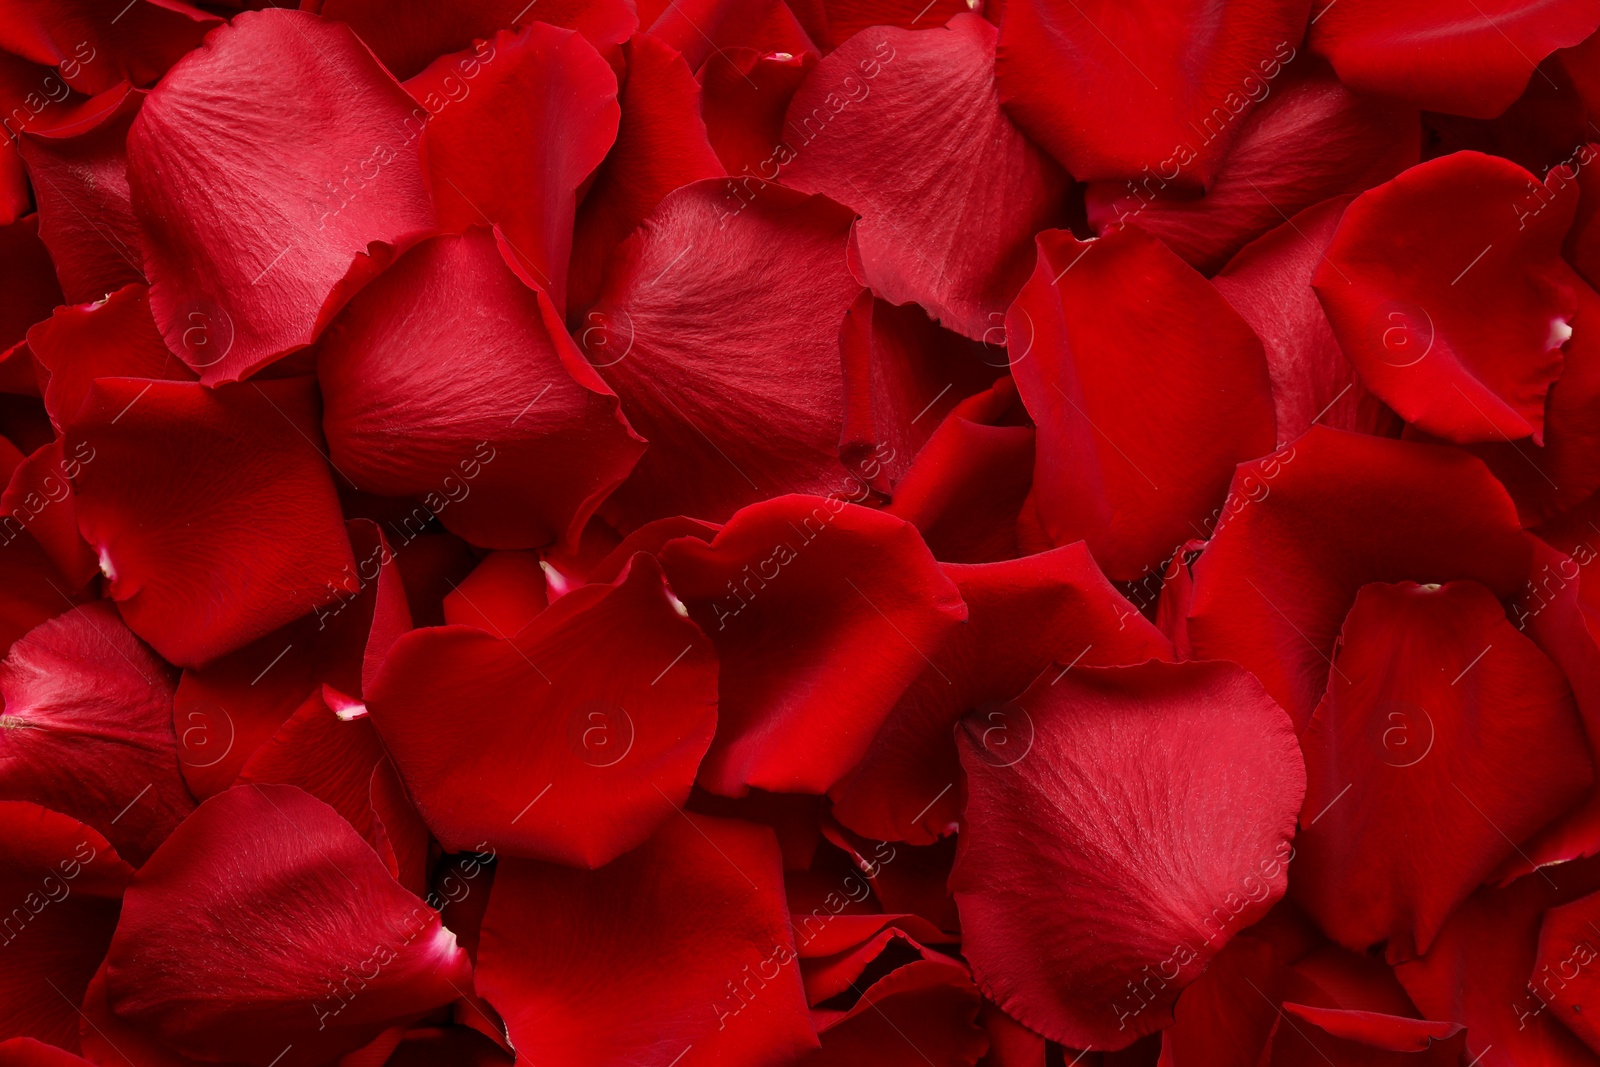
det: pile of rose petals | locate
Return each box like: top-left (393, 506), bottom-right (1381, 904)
top-left (7, 0), bottom-right (1600, 1064)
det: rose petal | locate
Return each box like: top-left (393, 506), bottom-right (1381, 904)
top-left (0, 0), bottom-right (218, 96)
top-left (1309, 0), bottom-right (1600, 118)
top-left (127, 9), bottom-right (438, 383)
top-left (368, 553), bottom-right (717, 867)
top-left (105, 784), bottom-right (472, 1067)
top-left (318, 228), bottom-right (644, 551)
top-left (1158, 935), bottom-right (1283, 1067)
top-left (1533, 889), bottom-right (1600, 1053)
top-left (0, 215), bottom-right (65, 355)
top-left (478, 813), bottom-right (817, 1066)
top-left (1294, 580), bottom-right (1592, 961)
top-left (235, 690), bottom-right (386, 841)
top-left (1008, 225), bottom-right (1276, 580)
top-left (1275, 1005), bottom-right (1466, 1062)
top-left (700, 47), bottom-right (814, 177)
top-left (440, 550), bottom-right (549, 635)
top-left (586, 179), bottom-right (861, 528)
top-left (1313, 151), bottom-right (1586, 445)
top-left (951, 660), bottom-right (1305, 1049)
top-left (655, 494), bottom-right (966, 795)
top-left (802, 959), bottom-right (988, 1067)
top-left (68, 376), bottom-right (355, 667)
top-left (2, 439), bottom-right (97, 586)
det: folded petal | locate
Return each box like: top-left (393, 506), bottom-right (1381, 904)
top-left (1085, 66), bottom-right (1418, 274)
top-left (1294, 580), bottom-right (1592, 961)
top-left (586, 179), bottom-right (861, 528)
top-left (105, 784), bottom-right (472, 1067)
top-left (951, 660), bottom-right (1305, 1049)
top-left (68, 376), bottom-right (355, 667)
top-left (477, 813), bottom-right (817, 1066)
top-left (830, 543), bottom-right (1170, 843)
top-left (318, 228), bottom-right (644, 551)
top-left (127, 9), bottom-right (438, 383)
top-left (416, 26), bottom-right (618, 309)
top-left (368, 553), bottom-right (717, 867)
top-left (655, 494), bottom-right (966, 795)
top-left (1309, 0), bottom-right (1600, 118)
top-left (0, 0), bottom-right (218, 96)
top-left (440, 550), bottom-right (550, 635)
top-left (235, 690), bottom-right (387, 841)
top-left (1274, 1005), bottom-right (1466, 1063)
top-left (1009, 226), bottom-right (1276, 580)
top-left (0, 803), bottom-right (133, 1051)
top-left (1313, 151), bottom-right (1586, 444)
top-left (995, 0), bottom-right (1312, 184)
top-left (780, 15), bottom-right (1068, 340)
top-left (1212, 196), bottom-right (1397, 442)
top-left (2, 439), bottom-right (97, 585)
top-left (802, 959), bottom-right (988, 1067)
top-left (1186, 427), bottom-right (1533, 725)
top-left (700, 47), bottom-right (814, 177)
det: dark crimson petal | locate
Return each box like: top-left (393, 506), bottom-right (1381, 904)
top-left (884, 377), bottom-right (1036, 565)
top-left (0, 603), bottom-right (192, 866)
top-left (1284, 942), bottom-right (1423, 1015)
top-left (318, 228), bottom-right (644, 552)
top-left (477, 813), bottom-right (817, 1066)
top-left (321, 0), bottom-right (637, 81)
top-left (1186, 428), bottom-right (1533, 725)
top-left (1308, 0), bottom-right (1600, 118)
top-left (1570, 143), bottom-right (1600, 293)
top-left (68, 376), bottom-right (355, 667)
top-left (416, 26), bottom-right (618, 309)
top-left (699, 47), bottom-right (814, 177)
top-left (1212, 196), bottom-right (1397, 442)
top-left (837, 291), bottom-right (998, 494)
top-left (1008, 226), bottom-right (1276, 580)
top-left (951, 660), bottom-right (1304, 1049)
top-left (809, 1), bottom-right (973, 49)
top-left (655, 494), bottom-right (966, 795)
top-left (105, 784), bottom-right (472, 1067)
top-left (0, 0), bottom-right (218, 95)
top-left (829, 543), bottom-right (1171, 843)
top-left (780, 16), bottom-right (1068, 340)
top-left (441, 550), bottom-right (549, 635)
top-left (1394, 856), bottom-right (1600, 1067)
top-left (1534, 890), bottom-right (1600, 1052)
top-left (995, 0), bottom-right (1311, 185)
top-left (236, 690), bottom-right (386, 841)
top-left (0, 215), bottom-right (64, 355)
top-left (1084, 66), bottom-right (1418, 274)
top-left (0, 1039), bottom-right (96, 1066)
top-left (0, 803), bottom-right (132, 1051)
top-left (16, 83), bottom-right (145, 304)
top-left (171, 518), bottom-right (410, 799)
top-left (0, 136), bottom-right (25, 225)
top-left (1294, 580), bottom-right (1591, 961)
top-left (568, 33), bottom-right (725, 314)
top-left (1273, 1006), bottom-right (1465, 1064)
top-left (81, 959), bottom-right (251, 1067)
top-left (801, 959), bottom-right (988, 1066)
top-left (1158, 935), bottom-right (1283, 1067)
top-left (644, 0), bottom-right (816, 70)
top-left (368, 554), bottom-right (717, 867)
top-left (1313, 151), bottom-right (1586, 444)
top-left (127, 9), bottom-right (438, 384)
top-left (586, 179), bottom-right (861, 528)
top-left (26, 283), bottom-right (196, 431)
top-left (2, 439), bottom-right (96, 586)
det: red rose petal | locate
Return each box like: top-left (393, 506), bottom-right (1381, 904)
top-left (1313, 151), bottom-right (1586, 445)
top-left (655, 494), bottom-right (966, 795)
top-left (68, 376), bottom-right (355, 667)
top-left (440, 550), bottom-right (550, 635)
top-left (1187, 427), bottom-right (1533, 725)
top-left (781, 15), bottom-right (1068, 340)
top-left (1308, 0), bottom-right (1600, 118)
top-left (235, 690), bottom-right (386, 841)
top-left (1394, 856), bottom-right (1600, 1067)
top-left (568, 33), bottom-right (725, 314)
top-left (1293, 580), bottom-right (1592, 961)
top-left (2, 439), bottom-right (97, 586)
top-left (16, 83), bottom-right (145, 305)
top-left (829, 543), bottom-right (1171, 844)
top-left (1158, 934), bottom-right (1283, 1067)
top-left (1274, 1005), bottom-right (1466, 1063)
top-left (127, 9), bottom-right (438, 383)
top-left (368, 554), bottom-right (717, 867)
top-left (1212, 196), bottom-right (1397, 442)
top-left (803, 959), bottom-right (988, 1067)
top-left (0, 1039), bottom-right (96, 1067)
top-left (105, 784), bottom-right (472, 1067)
top-left (995, 0), bottom-right (1312, 185)
top-left (586, 179), bottom-right (862, 528)
top-left (700, 47), bottom-right (814, 177)
top-left (1008, 226), bottom-right (1276, 580)
top-left (0, 603), bottom-right (192, 866)
top-left (321, 0), bottom-right (637, 81)
top-left (0, 803), bottom-right (132, 1052)
top-left (951, 660), bottom-right (1305, 1049)
top-left (0, 215), bottom-right (65, 355)
top-left (0, 0), bottom-right (218, 95)
top-left (318, 228), bottom-right (644, 551)
top-left (1533, 889), bottom-right (1600, 1053)
top-left (416, 25), bottom-right (618, 309)
top-left (476, 813), bottom-right (818, 1067)
top-left (1084, 66), bottom-right (1418, 274)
